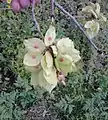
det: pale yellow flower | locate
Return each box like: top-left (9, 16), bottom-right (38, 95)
top-left (23, 25), bottom-right (81, 92)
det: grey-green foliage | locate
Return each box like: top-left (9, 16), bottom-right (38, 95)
top-left (0, 76), bottom-right (43, 120)
top-left (53, 73), bottom-right (108, 120)
top-left (0, 0), bottom-right (108, 120)
top-left (83, 92), bottom-right (108, 120)
top-left (0, 91), bottom-right (23, 120)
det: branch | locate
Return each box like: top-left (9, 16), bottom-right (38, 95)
top-left (51, 0), bottom-right (55, 18)
top-left (54, 1), bottom-right (100, 51)
top-left (31, 0), bottom-right (40, 32)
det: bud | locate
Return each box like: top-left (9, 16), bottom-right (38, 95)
top-left (19, 0), bottom-right (30, 9)
top-left (11, 0), bottom-right (21, 13)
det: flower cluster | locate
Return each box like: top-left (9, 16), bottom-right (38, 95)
top-left (82, 2), bottom-right (107, 39)
top-left (23, 25), bottom-right (81, 92)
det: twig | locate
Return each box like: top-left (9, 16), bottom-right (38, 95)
top-left (54, 1), bottom-right (100, 51)
top-left (31, 0), bottom-right (40, 32)
top-left (51, 0), bottom-right (55, 18)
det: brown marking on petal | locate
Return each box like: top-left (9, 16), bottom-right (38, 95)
top-left (48, 37), bottom-right (52, 41)
top-left (59, 58), bottom-right (64, 62)
top-left (32, 55), bottom-right (36, 59)
top-left (34, 43), bottom-right (39, 49)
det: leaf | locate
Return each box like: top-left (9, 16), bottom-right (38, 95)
top-left (85, 20), bottom-right (100, 39)
top-left (23, 53), bottom-right (42, 67)
top-left (24, 38), bottom-right (45, 55)
top-left (44, 25), bottom-right (56, 46)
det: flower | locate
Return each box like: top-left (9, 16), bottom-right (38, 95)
top-left (84, 20), bottom-right (100, 39)
top-left (23, 25), bottom-right (81, 92)
top-left (82, 2), bottom-right (106, 21)
top-left (82, 2), bottom-right (106, 39)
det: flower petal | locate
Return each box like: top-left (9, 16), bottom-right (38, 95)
top-left (24, 38), bottom-right (45, 55)
top-left (59, 62), bottom-right (76, 76)
top-left (84, 20), bottom-right (93, 28)
top-left (43, 67), bottom-right (58, 85)
top-left (45, 51), bottom-right (53, 68)
top-left (41, 52), bottom-right (58, 85)
top-left (51, 45), bottom-right (58, 57)
top-left (85, 20), bottom-right (100, 39)
top-left (57, 38), bottom-right (74, 54)
top-left (100, 13), bottom-right (107, 22)
top-left (57, 38), bottom-right (81, 63)
top-left (82, 3), bottom-right (98, 18)
top-left (44, 25), bottom-right (56, 46)
top-left (70, 49), bottom-right (81, 63)
top-left (25, 64), bottom-right (42, 73)
top-left (95, 3), bottom-right (100, 16)
top-left (23, 53), bottom-right (42, 66)
top-left (31, 70), bottom-right (57, 93)
top-left (57, 54), bottom-right (72, 65)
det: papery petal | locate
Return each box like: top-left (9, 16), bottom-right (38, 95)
top-left (41, 52), bottom-right (58, 85)
top-left (44, 25), bottom-right (56, 46)
top-left (23, 53), bottom-right (42, 66)
top-left (43, 67), bottom-right (58, 85)
top-left (25, 64), bottom-right (42, 73)
top-left (24, 38), bottom-right (45, 55)
top-left (85, 21), bottom-right (93, 28)
top-left (95, 3), bottom-right (100, 16)
top-left (57, 38), bottom-right (81, 63)
top-left (70, 49), bottom-right (81, 63)
top-left (100, 13), bottom-right (107, 22)
top-left (41, 55), bottom-right (47, 73)
top-left (57, 54), bottom-right (72, 65)
top-left (55, 59), bottom-right (60, 71)
top-left (55, 54), bottom-right (74, 76)
top-left (82, 3), bottom-right (98, 19)
top-left (85, 20), bottom-right (100, 39)
top-left (51, 45), bottom-right (58, 57)
top-left (90, 9), bottom-right (98, 19)
top-left (31, 70), bottom-right (56, 93)
top-left (57, 38), bottom-right (74, 55)
top-left (59, 62), bottom-right (76, 76)
top-left (82, 3), bottom-right (95, 14)
top-left (41, 51), bottom-right (53, 74)
top-left (45, 51), bottom-right (53, 68)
